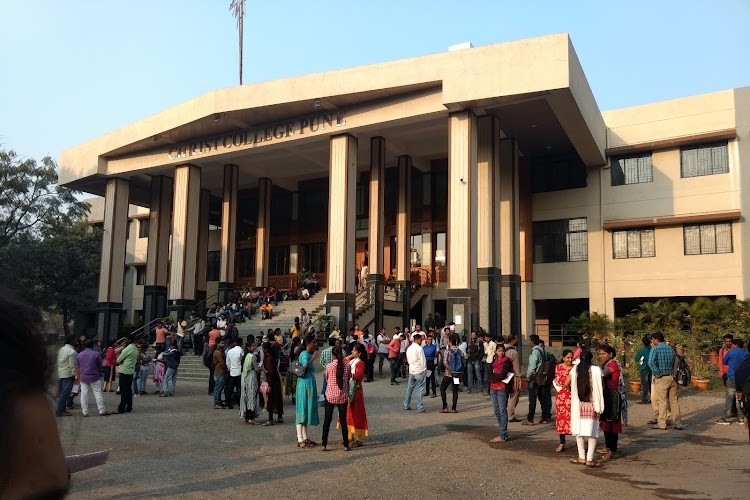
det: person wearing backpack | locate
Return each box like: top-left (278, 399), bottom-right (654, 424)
top-left (466, 332), bottom-right (483, 393)
top-left (722, 338), bottom-right (749, 425)
top-left (440, 334), bottom-right (464, 413)
top-left (523, 335), bottom-right (552, 425)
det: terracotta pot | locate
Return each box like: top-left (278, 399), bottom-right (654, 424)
top-left (629, 380), bottom-right (641, 394)
top-left (691, 375), bottom-right (699, 387)
top-left (695, 378), bottom-right (710, 391)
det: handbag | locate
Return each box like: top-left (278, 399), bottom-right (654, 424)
top-left (602, 386), bottom-right (622, 422)
top-left (259, 381), bottom-right (270, 394)
top-left (290, 361), bottom-right (306, 378)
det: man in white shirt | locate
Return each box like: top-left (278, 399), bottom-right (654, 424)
top-left (224, 338), bottom-right (244, 409)
top-left (55, 336), bottom-right (78, 417)
top-left (403, 333), bottom-right (428, 413)
top-left (376, 327), bottom-right (390, 378)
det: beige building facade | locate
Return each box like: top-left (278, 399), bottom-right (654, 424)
top-left (60, 33), bottom-right (750, 345)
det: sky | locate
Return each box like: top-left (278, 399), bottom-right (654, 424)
top-left (1, 0), bottom-right (749, 163)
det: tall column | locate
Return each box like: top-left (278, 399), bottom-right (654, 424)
top-left (219, 164), bottom-right (238, 303)
top-left (289, 191), bottom-right (300, 280)
top-left (97, 178), bottom-right (130, 345)
top-left (447, 111), bottom-right (478, 335)
top-left (143, 176), bottom-right (172, 328)
top-left (500, 138), bottom-right (521, 337)
top-left (168, 164), bottom-right (201, 321)
top-left (255, 178), bottom-right (272, 287)
top-left (367, 137), bottom-right (386, 335)
top-left (396, 155), bottom-right (412, 327)
top-left (477, 115), bottom-right (502, 336)
top-left (194, 188), bottom-right (211, 314)
top-left (326, 134), bottom-right (357, 333)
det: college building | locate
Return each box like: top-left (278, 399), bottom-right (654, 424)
top-left (60, 33), bottom-right (750, 345)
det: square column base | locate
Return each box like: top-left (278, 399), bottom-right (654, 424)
top-left (168, 299), bottom-right (195, 323)
top-left (478, 267), bottom-right (502, 337)
top-left (218, 282), bottom-right (234, 304)
top-left (501, 274), bottom-right (521, 338)
top-left (97, 302), bottom-right (123, 346)
top-left (446, 288), bottom-right (478, 336)
top-left (367, 274), bottom-right (385, 335)
top-left (194, 290), bottom-right (207, 316)
top-left (143, 285), bottom-right (167, 328)
top-left (326, 292), bottom-right (355, 334)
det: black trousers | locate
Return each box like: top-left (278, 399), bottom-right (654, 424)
top-left (118, 374), bottom-right (133, 413)
top-left (425, 363), bottom-right (436, 395)
top-left (226, 375), bottom-right (241, 407)
top-left (208, 366), bottom-right (215, 395)
top-left (366, 354), bottom-right (375, 381)
top-left (604, 431), bottom-right (619, 452)
top-left (322, 400), bottom-right (349, 448)
top-left (440, 375), bottom-right (459, 410)
top-left (378, 353), bottom-right (387, 375)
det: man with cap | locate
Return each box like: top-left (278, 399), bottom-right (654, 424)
top-left (403, 332), bottom-right (428, 412)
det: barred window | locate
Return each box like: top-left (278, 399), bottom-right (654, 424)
top-left (611, 154), bottom-right (653, 186)
top-left (613, 229), bottom-right (655, 259)
top-left (681, 142), bottom-right (728, 178)
top-left (683, 222), bottom-right (732, 255)
top-left (533, 217), bottom-right (588, 263)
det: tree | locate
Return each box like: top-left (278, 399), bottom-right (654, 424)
top-left (0, 221), bottom-right (101, 335)
top-left (229, 0), bottom-right (246, 85)
top-left (0, 149), bottom-right (89, 248)
top-left (565, 311), bottom-right (613, 341)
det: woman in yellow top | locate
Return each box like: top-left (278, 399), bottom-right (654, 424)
top-left (290, 317), bottom-right (302, 339)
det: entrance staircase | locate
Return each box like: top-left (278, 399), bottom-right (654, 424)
top-left (235, 288), bottom-right (328, 338)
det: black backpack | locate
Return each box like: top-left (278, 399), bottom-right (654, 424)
top-left (672, 354), bottom-right (691, 387)
top-left (202, 345), bottom-right (215, 369)
top-left (534, 349), bottom-right (557, 386)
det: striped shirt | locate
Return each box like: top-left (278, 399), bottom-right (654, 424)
top-left (648, 343), bottom-right (675, 376)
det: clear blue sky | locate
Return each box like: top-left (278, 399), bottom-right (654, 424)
top-left (1, 0), bottom-right (749, 163)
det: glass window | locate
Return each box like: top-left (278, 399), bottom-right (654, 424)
top-left (410, 234), bottom-right (422, 266)
top-left (135, 266), bottom-right (146, 285)
top-left (434, 232), bottom-right (447, 266)
top-left (612, 229), bottom-right (655, 258)
top-left (138, 219), bottom-right (150, 239)
top-left (532, 155), bottom-right (587, 193)
top-left (206, 251), bottom-right (220, 281)
top-left (237, 248), bottom-right (256, 277)
top-left (533, 218), bottom-right (588, 263)
top-left (300, 243), bottom-right (326, 274)
top-left (684, 222), bottom-right (732, 255)
top-left (268, 246), bottom-right (290, 276)
top-left (681, 142), bottom-right (728, 178)
top-left (611, 154), bottom-right (653, 186)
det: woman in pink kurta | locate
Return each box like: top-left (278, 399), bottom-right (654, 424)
top-left (554, 350), bottom-right (574, 452)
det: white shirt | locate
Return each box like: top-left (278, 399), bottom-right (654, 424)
top-left (406, 342), bottom-right (427, 374)
top-left (458, 341), bottom-right (468, 358)
top-left (217, 318), bottom-right (227, 330)
top-left (226, 346), bottom-right (244, 377)
top-left (57, 344), bottom-right (77, 379)
top-left (377, 333), bottom-right (390, 354)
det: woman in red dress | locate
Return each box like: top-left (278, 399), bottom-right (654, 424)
top-left (554, 349), bottom-right (574, 452)
top-left (343, 343), bottom-right (369, 446)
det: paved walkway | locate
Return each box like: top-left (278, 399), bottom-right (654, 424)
top-left (57, 373), bottom-right (749, 499)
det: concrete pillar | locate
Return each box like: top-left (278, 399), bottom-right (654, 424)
top-left (500, 138), bottom-right (521, 337)
top-left (326, 134), bottom-right (357, 332)
top-left (194, 188), bottom-right (211, 313)
top-left (368, 137), bottom-right (386, 335)
top-left (168, 164), bottom-right (201, 321)
top-left (97, 178), bottom-right (129, 345)
top-left (477, 115), bottom-right (502, 337)
top-left (255, 178), bottom-right (272, 287)
top-left (143, 176), bottom-right (172, 328)
top-left (289, 191), bottom-right (300, 277)
top-left (396, 155), bottom-right (412, 327)
top-left (447, 111), bottom-right (478, 335)
top-left (219, 164), bottom-right (238, 303)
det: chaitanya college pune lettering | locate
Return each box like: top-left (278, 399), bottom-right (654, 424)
top-left (167, 111), bottom-right (347, 161)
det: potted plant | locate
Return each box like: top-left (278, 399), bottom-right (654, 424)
top-left (626, 346), bottom-right (642, 394)
top-left (691, 355), bottom-right (710, 391)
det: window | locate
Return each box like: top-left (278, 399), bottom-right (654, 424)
top-left (237, 248), bottom-right (256, 277)
top-left (138, 219), bottom-right (150, 238)
top-left (681, 142), bottom-right (728, 178)
top-left (533, 218), bottom-right (588, 263)
top-left (268, 246), bottom-right (290, 276)
top-left (301, 243), bottom-right (326, 273)
top-left (206, 251), bottom-right (220, 281)
top-left (611, 154), bottom-right (653, 186)
top-left (410, 234), bottom-right (422, 266)
top-left (532, 155), bottom-right (587, 193)
top-left (683, 222), bottom-right (732, 255)
top-left (434, 232), bottom-right (447, 266)
top-left (612, 229), bottom-right (655, 259)
top-left (135, 266), bottom-right (146, 285)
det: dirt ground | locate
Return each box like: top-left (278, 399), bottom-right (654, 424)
top-left (57, 374), bottom-right (749, 500)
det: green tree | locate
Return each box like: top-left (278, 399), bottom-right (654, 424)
top-left (0, 221), bottom-right (101, 335)
top-left (565, 311), bottom-right (613, 341)
top-left (0, 149), bottom-right (89, 247)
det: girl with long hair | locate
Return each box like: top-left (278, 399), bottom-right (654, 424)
top-left (554, 349), bottom-right (574, 452)
top-left (321, 345), bottom-right (351, 451)
top-left (567, 350), bottom-right (604, 467)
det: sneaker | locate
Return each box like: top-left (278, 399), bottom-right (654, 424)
top-left (418, 408), bottom-right (428, 413)
top-left (716, 418), bottom-right (732, 425)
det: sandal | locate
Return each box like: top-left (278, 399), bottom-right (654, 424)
top-left (490, 436), bottom-right (507, 443)
top-left (263, 421), bottom-right (274, 426)
top-left (521, 420), bottom-right (536, 426)
top-left (600, 451), bottom-right (617, 461)
top-left (275, 418), bottom-right (283, 424)
top-left (570, 458), bottom-right (587, 465)
top-left (304, 439), bottom-right (318, 446)
top-left (297, 442), bottom-right (309, 449)
top-left (586, 460), bottom-right (604, 468)
top-left (555, 444), bottom-right (565, 453)
top-left (439, 408), bottom-right (450, 413)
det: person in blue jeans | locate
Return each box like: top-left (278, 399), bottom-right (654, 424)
top-left (403, 333), bottom-right (427, 412)
top-left (162, 341), bottom-right (181, 396)
top-left (213, 339), bottom-right (228, 408)
top-left (489, 343), bottom-right (513, 443)
top-left (466, 333), bottom-right (483, 393)
top-left (634, 335), bottom-right (652, 404)
top-left (524, 335), bottom-right (551, 425)
top-left (55, 336), bottom-right (78, 417)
